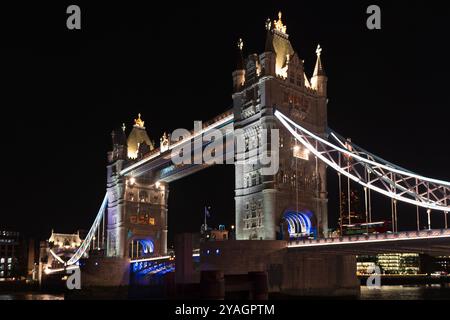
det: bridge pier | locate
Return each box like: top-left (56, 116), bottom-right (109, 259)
top-left (200, 240), bottom-right (360, 297)
top-left (79, 257), bottom-right (130, 287)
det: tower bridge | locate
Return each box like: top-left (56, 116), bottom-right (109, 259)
top-left (47, 12), bottom-right (450, 296)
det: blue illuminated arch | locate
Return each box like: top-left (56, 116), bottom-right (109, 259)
top-left (283, 210), bottom-right (314, 238)
top-left (138, 239), bottom-right (154, 255)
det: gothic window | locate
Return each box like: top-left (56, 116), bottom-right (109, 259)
top-left (297, 75), bottom-right (302, 87)
top-left (245, 137), bottom-right (249, 151)
top-left (128, 192), bottom-right (135, 201)
top-left (283, 92), bottom-right (289, 103)
top-left (139, 190), bottom-right (149, 202)
top-left (304, 98), bottom-right (310, 110)
top-left (289, 72), bottom-right (295, 84)
top-left (291, 174), bottom-right (297, 188)
top-left (251, 173), bottom-right (257, 186)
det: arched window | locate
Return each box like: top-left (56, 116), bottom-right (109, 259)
top-left (139, 190), bottom-right (149, 202)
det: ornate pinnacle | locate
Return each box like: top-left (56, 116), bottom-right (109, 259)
top-left (265, 18), bottom-right (272, 31)
top-left (273, 11), bottom-right (287, 33)
top-left (134, 113), bottom-right (145, 128)
top-left (316, 44), bottom-right (322, 57)
top-left (237, 38), bottom-right (243, 51)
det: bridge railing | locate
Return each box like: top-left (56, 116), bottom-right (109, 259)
top-left (288, 229), bottom-right (450, 248)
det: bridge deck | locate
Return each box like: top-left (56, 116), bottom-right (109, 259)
top-left (288, 229), bottom-right (450, 255)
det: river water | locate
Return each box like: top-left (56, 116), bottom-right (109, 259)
top-left (0, 293), bottom-right (64, 300)
top-left (360, 284), bottom-right (450, 300)
top-left (1, 285), bottom-right (450, 300)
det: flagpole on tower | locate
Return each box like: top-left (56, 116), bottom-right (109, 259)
top-left (204, 206), bottom-right (208, 231)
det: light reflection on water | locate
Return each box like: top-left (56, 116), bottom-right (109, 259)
top-left (0, 293), bottom-right (64, 300)
top-left (1, 285), bottom-right (450, 300)
top-left (360, 284), bottom-right (450, 300)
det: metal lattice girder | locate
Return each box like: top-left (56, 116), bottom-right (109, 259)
top-left (274, 110), bottom-right (450, 213)
top-left (66, 194), bottom-right (108, 266)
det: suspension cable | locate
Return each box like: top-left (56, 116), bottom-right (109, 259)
top-left (274, 110), bottom-right (450, 213)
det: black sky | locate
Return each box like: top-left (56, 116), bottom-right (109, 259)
top-left (1, 1), bottom-right (450, 243)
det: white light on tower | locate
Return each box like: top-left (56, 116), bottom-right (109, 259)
top-left (129, 177), bottom-right (136, 186)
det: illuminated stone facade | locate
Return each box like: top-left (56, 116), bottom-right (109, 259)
top-left (106, 117), bottom-right (168, 259)
top-left (233, 12), bottom-right (328, 240)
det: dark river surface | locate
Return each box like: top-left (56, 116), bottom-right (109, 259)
top-left (1, 285), bottom-right (450, 300)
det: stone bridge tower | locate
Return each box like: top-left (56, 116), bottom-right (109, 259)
top-left (106, 114), bottom-right (169, 259)
top-left (233, 12), bottom-right (328, 240)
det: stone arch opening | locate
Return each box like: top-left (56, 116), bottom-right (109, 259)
top-left (282, 210), bottom-right (316, 239)
top-left (129, 238), bottom-right (155, 259)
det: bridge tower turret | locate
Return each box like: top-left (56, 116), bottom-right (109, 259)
top-left (106, 114), bottom-right (169, 259)
top-left (233, 12), bottom-right (329, 240)
top-left (232, 38), bottom-right (246, 92)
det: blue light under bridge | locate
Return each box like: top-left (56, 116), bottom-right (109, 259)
top-left (283, 210), bottom-right (315, 239)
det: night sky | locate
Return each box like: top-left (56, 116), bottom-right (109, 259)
top-left (1, 1), bottom-right (450, 244)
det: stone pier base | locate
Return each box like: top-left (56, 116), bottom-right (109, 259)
top-left (200, 240), bottom-right (360, 297)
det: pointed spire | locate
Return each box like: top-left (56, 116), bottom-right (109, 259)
top-left (264, 18), bottom-right (275, 53)
top-left (313, 44), bottom-right (326, 77)
top-left (235, 38), bottom-right (245, 70)
top-left (273, 11), bottom-right (287, 34)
